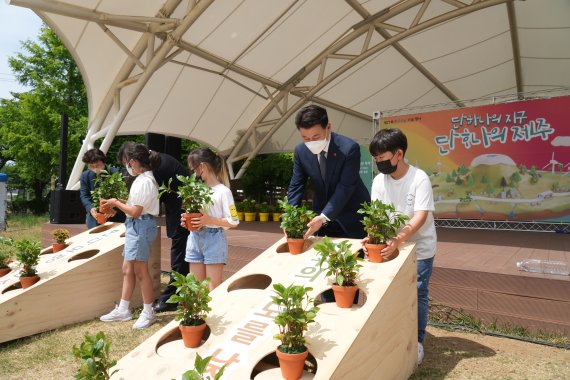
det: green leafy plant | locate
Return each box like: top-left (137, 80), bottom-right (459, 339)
top-left (14, 239), bottom-right (41, 277)
top-left (272, 283), bottom-right (319, 354)
top-left (51, 228), bottom-right (70, 244)
top-left (90, 170), bottom-right (129, 210)
top-left (278, 197), bottom-right (316, 239)
top-left (179, 354), bottom-right (226, 380)
top-left (357, 200), bottom-right (409, 244)
top-left (72, 331), bottom-right (118, 380)
top-left (240, 198), bottom-right (256, 213)
top-left (167, 271), bottom-right (212, 326)
top-left (314, 237), bottom-right (362, 287)
top-left (160, 174), bottom-right (213, 214)
top-left (0, 237), bottom-right (14, 268)
top-left (258, 202), bottom-right (270, 213)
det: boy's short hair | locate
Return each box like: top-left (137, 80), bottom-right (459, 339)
top-left (82, 148), bottom-right (106, 164)
top-left (295, 104), bottom-right (328, 129)
top-left (369, 128), bottom-right (408, 157)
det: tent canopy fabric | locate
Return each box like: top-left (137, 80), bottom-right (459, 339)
top-left (8, 0), bottom-right (570, 189)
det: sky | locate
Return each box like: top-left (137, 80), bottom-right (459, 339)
top-left (0, 2), bottom-right (43, 100)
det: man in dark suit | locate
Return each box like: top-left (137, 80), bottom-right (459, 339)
top-left (288, 104), bottom-right (370, 239)
top-left (118, 142), bottom-right (190, 312)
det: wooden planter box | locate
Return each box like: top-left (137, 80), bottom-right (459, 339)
top-left (114, 237), bottom-right (417, 379)
top-left (0, 223), bottom-right (161, 343)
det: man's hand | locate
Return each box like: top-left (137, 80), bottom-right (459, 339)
top-left (304, 215), bottom-right (325, 239)
top-left (90, 208), bottom-right (98, 219)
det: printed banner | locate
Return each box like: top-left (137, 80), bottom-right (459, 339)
top-left (381, 96), bottom-right (570, 222)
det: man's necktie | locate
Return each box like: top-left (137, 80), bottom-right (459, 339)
top-left (319, 151), bottom-right (327, 180)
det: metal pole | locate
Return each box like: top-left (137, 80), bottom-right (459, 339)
top-left (58, 113), bottom-right (69, 189)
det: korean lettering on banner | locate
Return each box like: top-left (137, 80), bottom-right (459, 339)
top-left (434, 110), bottom-right (555, 155)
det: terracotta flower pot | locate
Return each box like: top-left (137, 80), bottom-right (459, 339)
top-left (183, 213), bottom-right (203, 231)
top-left (276, 348), bottom-right (308, 380)
top-left (52, 243), bottom-right (67, 253)
top-left (258, 212), bottom-right (270, 222)
top-left (331, 284), bottom-right (359, 308)
top-left (99, 197), bottom-right (111, 213)
top-left (287, 238), bottom-right (305, 255)
top-left (244, 212), bottom-right (256, 222)
top-left (95, 211), bottom-right (108, 225)
top-left (20, 275), bottom-right (40, 289)
top-left (365, 243), bottom-right (386, 263)
top-left (272, 212), bottom-right (281, 222)
top-left (179, 323), bottom-right (207, 348)
top-left (0, 267), bottom-right (10, 277)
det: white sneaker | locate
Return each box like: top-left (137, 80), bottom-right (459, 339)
top-left (417, 342), bottom-right (424, 365)
top-left (132, 310), bottom-right (156, 329)
top-left (100, 306), bottom-right (132, 322)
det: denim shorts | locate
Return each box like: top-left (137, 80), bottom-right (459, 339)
top-left (123, 215), bottom-right (157, 262)
top-left (185, 227), bottom-right (228, 264)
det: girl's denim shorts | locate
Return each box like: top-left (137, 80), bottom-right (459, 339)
top-left (123, 215), bottom-right (157, 261)
top-left (185, 227), bottom-right (228, 264)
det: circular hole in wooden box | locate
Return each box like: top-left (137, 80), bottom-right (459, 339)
top-left (68, 249), bottom-right (100, 262)
top-left (251, 350), bottom-right (317, 379)
top-left (2, 282), bottom-right (22, 294)
top-left (227, 274), bottom-right (272, 292)
top-left (89, 223), bottom-right (116, 234)
top-left (275, 239), bottom-right (314, 254)
top-left (155, 324), bottom-right (211, 358)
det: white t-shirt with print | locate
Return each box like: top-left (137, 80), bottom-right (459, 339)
top-left (371, 165), bottom-right (436, 260)
top-left (127, 171), bottom-right (159, 216)
top-left (203, 184), bottom-right (239, 229)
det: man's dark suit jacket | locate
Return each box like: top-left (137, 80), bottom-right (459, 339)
top-left (153, 153), bottom-right (190, 238)
top-left (288, 132), bottom-right (370, 238)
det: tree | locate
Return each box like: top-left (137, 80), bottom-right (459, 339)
top-left (0, 25), bottom-right (87, 213)
top-left (241, 154), bottom-right (293, 204)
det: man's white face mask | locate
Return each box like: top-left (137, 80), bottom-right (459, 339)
top-left (304, 134), bottom-right (329, 155)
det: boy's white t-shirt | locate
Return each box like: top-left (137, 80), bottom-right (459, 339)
top-left (371, 165), bottom-right (436, 260)
top-left (203, 184), bottom-right (239, 229)
top-left (127, 171), bottom-right (159, 216)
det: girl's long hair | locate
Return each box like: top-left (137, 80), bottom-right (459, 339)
top-left (187, 147), bottom-right (230, 187)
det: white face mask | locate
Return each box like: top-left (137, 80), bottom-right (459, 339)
top-left (125, 163), bottom-right (135, 176)
top-left (304, 135), bottom-right (328, 155)
top-left (89, 167), bottom-right (102, 175)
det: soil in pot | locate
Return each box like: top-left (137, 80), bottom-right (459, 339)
top-left (276, 348), bottom-right (308, 380)
top-left (365, 243), bottom-right (386, 263)
top-left (183, 213), bottom-right (203, 231)
top-left (179, 323), bottom-right (207, 348)
top-left (20, 275), bottom-right (40, 289)
top-left (287, 238), bottom-right (305, 255)
top-left (331, 284), bottom-right (359, 308)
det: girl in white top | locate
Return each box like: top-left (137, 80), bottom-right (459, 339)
top-left (184, 147), bottom-right (239, 290)
top-left (100, 143), bottom-right (161, 329)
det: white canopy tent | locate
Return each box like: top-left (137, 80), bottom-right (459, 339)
top-left (7, 0), bottom-right (570, 190)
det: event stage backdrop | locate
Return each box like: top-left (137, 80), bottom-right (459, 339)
top-left (380, 96), bottom-right (570, 223)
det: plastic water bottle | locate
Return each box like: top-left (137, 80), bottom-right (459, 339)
top-left (516, 259), bottom-right (570, 276)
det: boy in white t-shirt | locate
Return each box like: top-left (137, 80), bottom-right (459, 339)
top-left (366, 128), bottom-right (437, 366)
top-left (183, 147), bottom-right (239, 290)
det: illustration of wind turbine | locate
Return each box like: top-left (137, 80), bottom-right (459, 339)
top-left (542, 152), bottom-right (560, 174)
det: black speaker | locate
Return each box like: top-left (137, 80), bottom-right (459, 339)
top-left (50, 189), bottom-right (86, 224)
top-left (165, 136), bottom-right (182, 161)
top-left (145, 133), bottom-right (165, 152)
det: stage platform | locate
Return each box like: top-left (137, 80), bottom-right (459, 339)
top-left (42, 221), bottom-right (570, 337)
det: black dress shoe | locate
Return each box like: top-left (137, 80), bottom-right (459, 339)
top-left (152, 301), bottom-right (177, 313)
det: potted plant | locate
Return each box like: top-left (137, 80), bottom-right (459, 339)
top-left (357, 200), bottom-right (409, 263)
top-left (160, 174), bottom-right (213, 231)
top-left (272, 283), bottom-right (319, 380)
top-left (167, 271), bottom-right (212, 348)
top-left (0, 237), bottom-right (14, 277)
top-left (51, 228), bottom-right (70, 253)
top-left (314, 237), bottom-right (363, 308)
top-left (241, 198), bottom-right (257, 222)
top-left (278, 197), bottom-right (316, 254)
top-left (72, 331), bottom-right (118, 380)
top-left (258, 202), bottom-right (270, 222)
top-left (14, 239), bottom-right (42, 288)
top-left (272, 202), bottom-right (282, 222)
top-left (91, 170), bottom-right (129, 224)
top-left (235, 201), bottom-right (245, 221)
